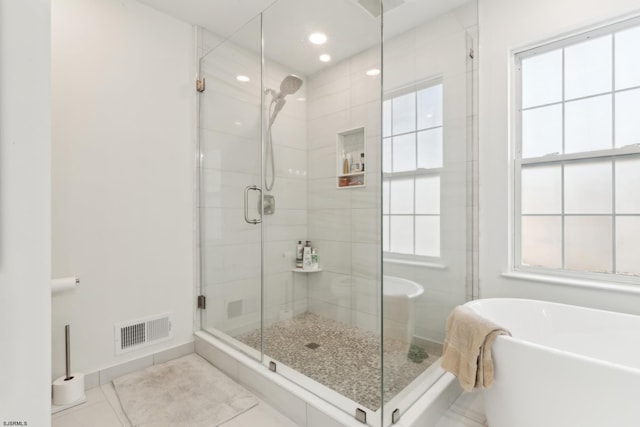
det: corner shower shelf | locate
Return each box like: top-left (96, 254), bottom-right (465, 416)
top-left (291, 268), bottom-right (323, 273)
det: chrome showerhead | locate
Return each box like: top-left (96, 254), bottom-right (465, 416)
top-left (278, 74), bottom-right (303, 98)
top-left (266, 74), bottom-right (304, 101)
top-left (267, 74), bottom-right (303, 126)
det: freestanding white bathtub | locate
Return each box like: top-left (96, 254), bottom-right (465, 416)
top-left (465, 298), bottom-right (640, 427)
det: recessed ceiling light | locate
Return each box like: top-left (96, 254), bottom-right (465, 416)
top-left (319, 54), bottom-right (331, 62)
top-left (309, 32), bottom-right (327, 45)
top-left (366, 68), bottom-right (381, 76)
top-left (236, 75), bottom-right (250, 82)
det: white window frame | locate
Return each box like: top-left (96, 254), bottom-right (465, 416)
top-left (383, 78), bottom-right (443, 263)
top-left (513, 16), bottom-right (640, 284)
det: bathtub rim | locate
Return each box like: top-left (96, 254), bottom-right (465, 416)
top-left (465, 297), bottom-right (640, 376)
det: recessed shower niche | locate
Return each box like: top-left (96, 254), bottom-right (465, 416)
top-left (337, 127), bottom-right (366, 189)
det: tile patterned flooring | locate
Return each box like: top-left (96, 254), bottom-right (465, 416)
top-left (52, 382), bottom-right (489, 427)
top-left (52, 383), bottom-right (299, 427)
top-left (52, 381), bottom-right (488, 427)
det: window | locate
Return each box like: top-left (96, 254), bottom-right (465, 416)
top-left (383, 81), bottom-right (443, 259)
top-left (515, 18), bottom-right (640, 279)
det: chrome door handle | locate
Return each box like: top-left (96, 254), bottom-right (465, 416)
top-left (244, 185), bottom-right (262, 224)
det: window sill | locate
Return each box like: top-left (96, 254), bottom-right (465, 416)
top-left (502, 271), bottom-right (640, 296)
top-left (384, 258), bottom-right (447, 270)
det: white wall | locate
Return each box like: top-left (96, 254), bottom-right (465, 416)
top-left (51, 0), bottom-right (195, 379)
top-left (479, 0), bottom-right (640, 313)
top-left (0, 0), bottom-right (51, 423)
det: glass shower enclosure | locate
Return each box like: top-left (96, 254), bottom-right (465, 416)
top-left (197, 0), bottom-right (477, 425)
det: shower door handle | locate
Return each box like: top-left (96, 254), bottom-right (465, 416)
top-left (244, 185), bottom-right (262, 224)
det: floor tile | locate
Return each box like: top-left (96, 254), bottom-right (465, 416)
top-left (220, 399), bottom-right (301, 427)
top-left (52, 401), bottom-right (123, 427)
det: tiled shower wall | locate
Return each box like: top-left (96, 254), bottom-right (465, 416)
top-left (198, 27), bottom-right (308, 336)
top-left (305, 48), bottom-right (383, 333)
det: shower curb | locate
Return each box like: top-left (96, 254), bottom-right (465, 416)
top-left (194, 331), bottom-right (460, 427)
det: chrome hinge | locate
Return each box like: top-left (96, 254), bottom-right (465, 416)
top-left (392, 408), bottom-right (400, 424)
top-left (196, 78), bottom-right (205, 93)
top-left (197, 295), bottom-right (206, 309)
top-left (469, 48), bottom-right (475, 59)
top-left (355, 408), bottom-right (367, 424)
top-left (269, 361), bottom-right (277, 372)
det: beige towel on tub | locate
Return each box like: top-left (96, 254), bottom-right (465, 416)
top-left (441, 305), bottom-right (511, 392)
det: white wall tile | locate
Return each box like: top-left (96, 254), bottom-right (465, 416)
top-left (307, 90), bottom-right (351, 120)
top-left (153, 342), bottom-right (195, 365)
top-left (99, 355), bottom-right (153, 385)
top-left (307, 145), bottom-right (337, 180)
top-left (307, 209), bottom-right (352, 242)
top-left (307, 178), bottom-right (352, 209)
top-left (311, 240), bottom-right (352, 274)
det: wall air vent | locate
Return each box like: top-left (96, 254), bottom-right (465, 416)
top-left (355, 0), bottom-right (405, 18)
top-left (115, 313), bottom-right (172, 354)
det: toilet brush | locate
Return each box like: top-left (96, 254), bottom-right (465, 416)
top-left (52, 324), bottom-right (86, 412)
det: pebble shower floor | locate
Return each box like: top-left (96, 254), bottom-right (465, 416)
top-left (236, 312), bottom-right (439, 411)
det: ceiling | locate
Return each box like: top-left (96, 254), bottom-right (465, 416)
top-left (137, 0), bottom-right (472, 75)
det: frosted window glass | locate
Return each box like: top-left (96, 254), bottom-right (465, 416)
top-left (615, 89), bottom-right (640, 147)
top-left (565, 95), bottom-right (612, 153)
top-left (522, 104), bottom-right (562, 158)
top-left (564, 35), bottom-right (612, 100)
top-left (390, 178), bottom-right (414, 214)
top-left (417, 84), bottom-right (443, 129)
top-left (390, 216), bottom-right (414, 254)
top-left (521, 50), bottom-right (563, 108)
top-left (383, 180), bottom-right (390, 214)
top-left (415, 216), bottom-right (440, 257)
top-left (415, 176), bottom-right (440, 214)
top-left (521, 216), bottom-right (562, 269)
top-left (616, 216), bottom-right (640, 275)
top-left (521, 165), bottom-right (562, 214)
top-left (417, 128), bottom-right (443, 169)
top-left (615, 26), bottom-right (640, 90)
top-left (383, 215), bottom-right (390, 252)
top-left (615, 157), bottom-right (640, 214)
top-left (392, 93), bottom-right (416, 135)
top-left (383, 138), bottom-right (392, 173)
top-left (565, 216), bottom-right (612, 273)
top-left (392, 134), bottom-right (416, 172)
top-left (383, 100), bottom-right (392, 137)
top-left (565, 161), bottom-right (612, 214)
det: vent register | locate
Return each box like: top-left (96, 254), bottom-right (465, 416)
top-left (115, 313), bottom-right (172, 354)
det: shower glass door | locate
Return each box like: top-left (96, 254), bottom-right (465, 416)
top-left (258, 0), bottom-right (384, 423)
top-left (198, 15), bottom-right (264, 360)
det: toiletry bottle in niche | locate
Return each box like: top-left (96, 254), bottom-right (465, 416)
top-left (303, 241), bottom-right (312, 270)
top-left (311, 248), bottom-right (318, 270)
top-left (360, 153), bottom-right (365, 171)
top-left (296, 240), bottom-right (303, 269)
top-left (342, 151), bottom-right (349, 175)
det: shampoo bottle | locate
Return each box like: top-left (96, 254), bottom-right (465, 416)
top-left (296, 240), bottom-right (303, 269)
top-left (311, 248), bottom-right (319, 270)
top-left (303, 241), bottom-right (312, 270)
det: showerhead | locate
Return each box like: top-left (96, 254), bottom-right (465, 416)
top-left (267, 74), bottom-right (304, 127)
top-left (278, 74), bottom-right (303, 98)
top-left (267, 74), bottom-right (304, 101)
